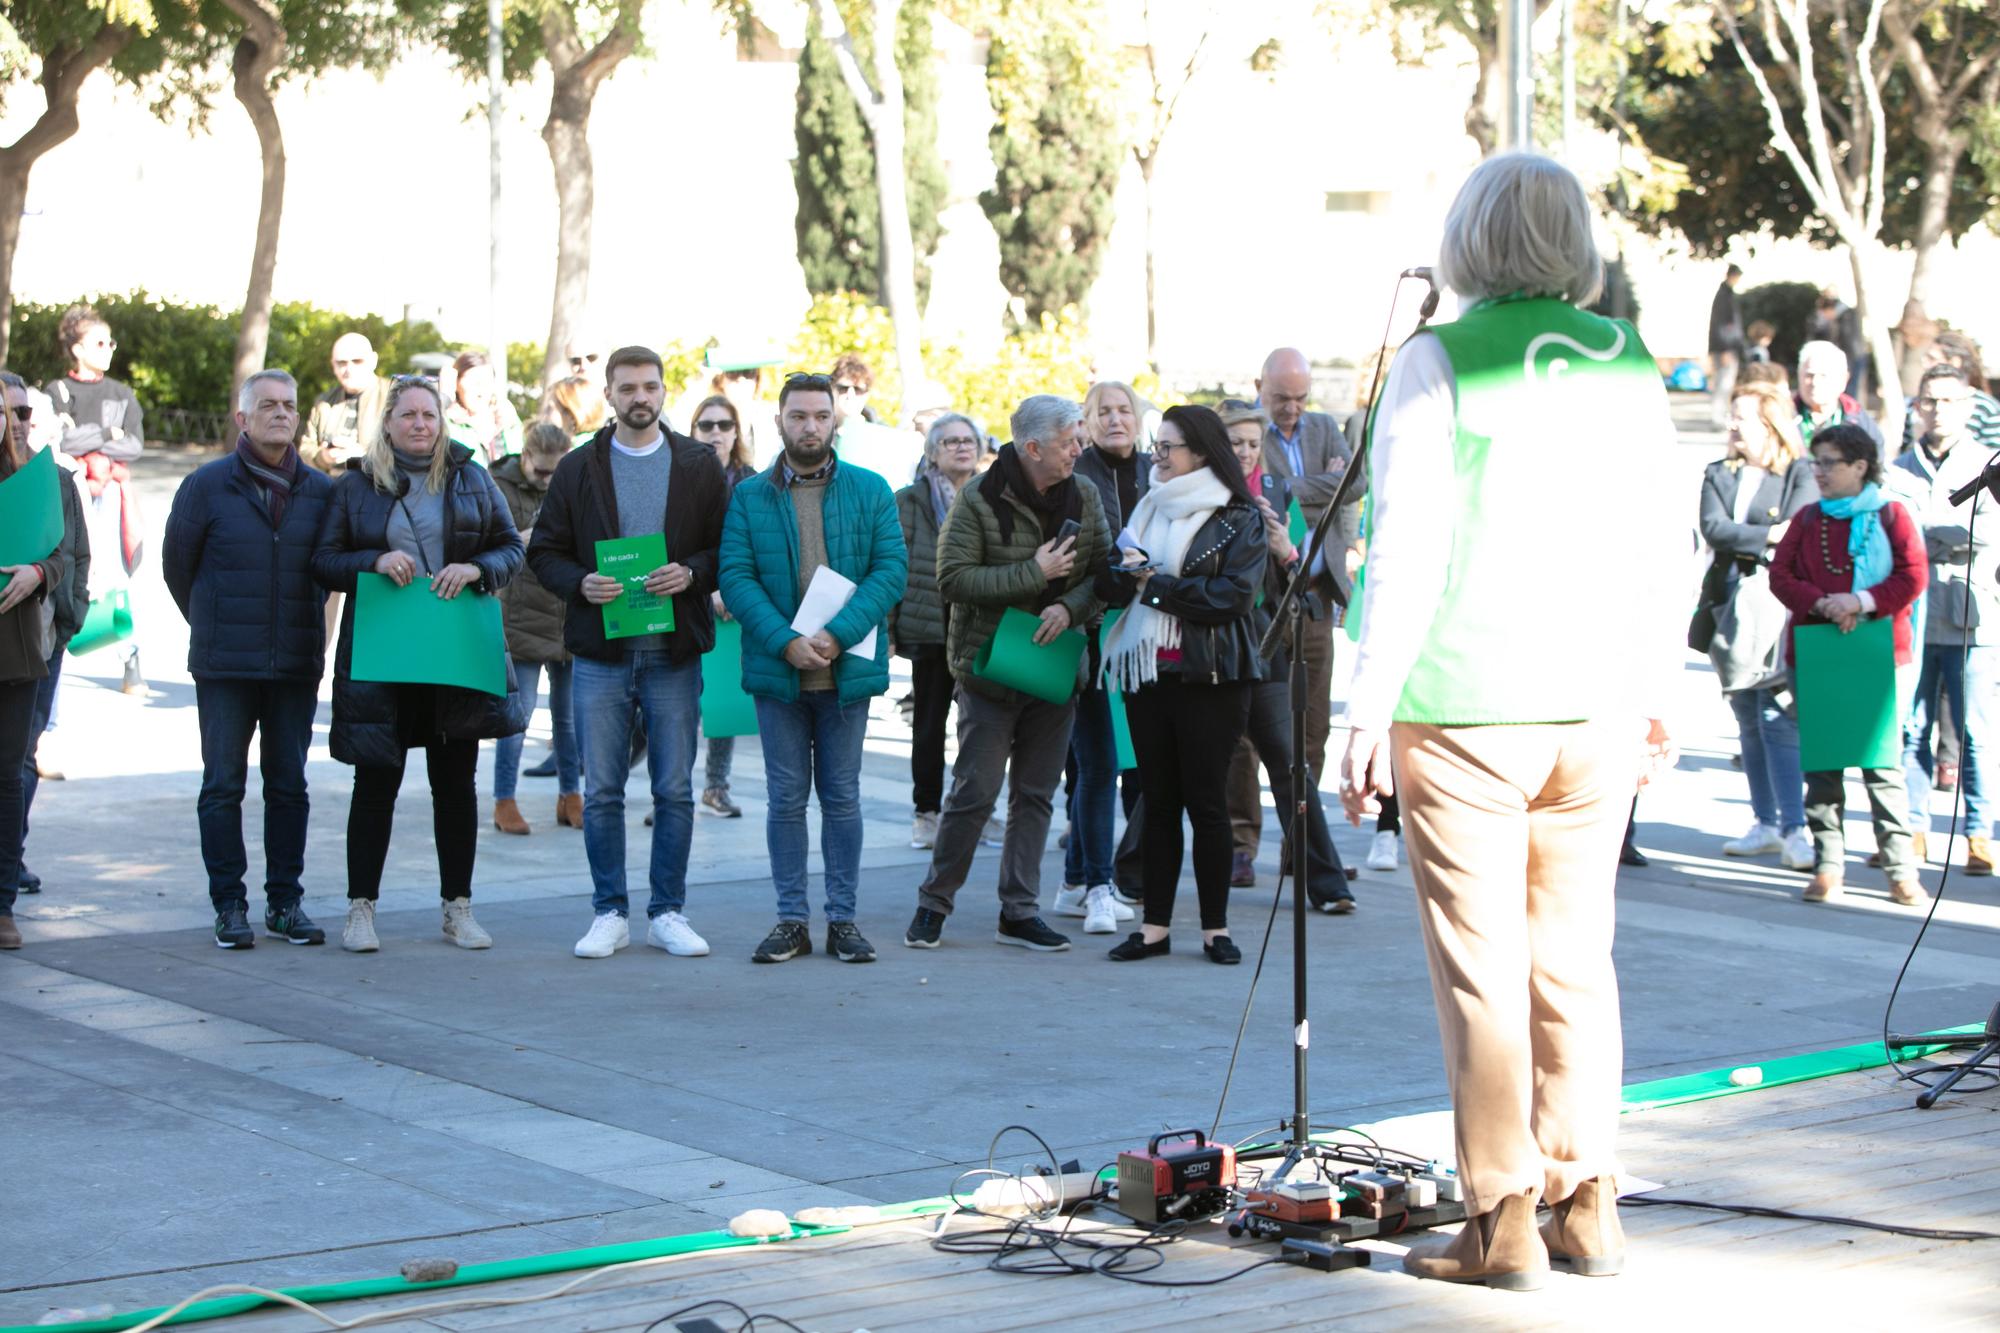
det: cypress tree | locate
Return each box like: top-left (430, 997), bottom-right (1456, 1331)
top-left (980, 1), bottom-right (1122, 326)
top-left (792, 2), bottom-right (949, 306)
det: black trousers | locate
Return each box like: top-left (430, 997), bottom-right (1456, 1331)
top-left (1242, 675), bottom-right (1350, 900)
top-left (909, 646), bottom-right (954, 814)
top-left (345, 686), bottom-right (479, 902)
top-left (1125, 675), bottom-right (1251, 932)
top-left (0, 678), bottom-right (36, 915)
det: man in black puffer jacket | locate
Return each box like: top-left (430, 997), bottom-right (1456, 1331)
top-left (164, 370), bottom-right (334, 950)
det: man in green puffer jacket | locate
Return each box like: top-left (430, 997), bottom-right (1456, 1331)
top-left (903, 394), bottom-right (1113, 955)
top-left (719, 373), bottom-right (907, 965)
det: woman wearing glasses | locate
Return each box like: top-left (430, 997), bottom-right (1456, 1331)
top-left (891, 413), bottom-right (984, 850)
top-left (313, 377), bottom-right (525, 952)
top-left (1100, 404), bottom-right (1266, 964)
top-left (0, 375), bottom-right (76, 950)
top-left (691, 394), bottom-right (755, 817)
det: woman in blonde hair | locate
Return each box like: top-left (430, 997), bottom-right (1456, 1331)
top-left (1698, 377), bottom-right (1819, 870)
top-left (313, 376), bottom-right (525, 952)
top-left (541, 374), bottom-right (607, 443)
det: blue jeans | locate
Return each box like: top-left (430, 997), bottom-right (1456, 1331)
top-left (1063, 685), bottom-right (1118, 886)
top-left (16, 646), bottom-right (60, 888)
top-left (195, 678), bottom-right (319, 910)
top-left (493, 659), bottom-right (578, 799)
top-left (1904, 642), bottom-right (1997, 837)
top-left (1727, 687), bottom-right (1804, 832)
top-left (572, 649), bottom-right (700, 919)
top-left (755, 691), bottom-right (870, 923)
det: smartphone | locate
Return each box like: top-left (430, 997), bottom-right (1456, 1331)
top-left (1260, 474), bottom-right (1282, 500)
top-left (1055, 518), bottom-right (1082, 546)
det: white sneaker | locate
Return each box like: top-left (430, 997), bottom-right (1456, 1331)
top-left (1779, 827), bottom-right (1815, 871)
top-left (1091, 883), bottom-right (1133, 920)
top-left (979, 816), bottom-right (1005, 848)
top-left (1722, 822), bottom-right (1783, 857)
top-left (574, 911), bottom-right (630, 959)
top-left (1051, 884), bottom-right (1088, 917)
top-left (342, 899), bottom-right (378, 953)
top-left (1083, 885), bottom-right (1120, 934)
top-left (441, 897), bottom-right (492, 949)
top-left (911, 811), bottom-right (938, 850)
top-left (647, 910), bottom-right (710, 956)
top-left (1110, 885), bottom-right (1140, 907)
top-left (1366, 831), bottom-right (1400, 872)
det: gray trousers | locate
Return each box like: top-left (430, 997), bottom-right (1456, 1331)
top-left (916, 685), bottom-right (1076, 920)
top-left (1804, 767), bottom-right (1914, 880)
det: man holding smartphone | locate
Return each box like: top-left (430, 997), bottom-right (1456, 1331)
top-left (904, 395), bottom-right (1114, 952)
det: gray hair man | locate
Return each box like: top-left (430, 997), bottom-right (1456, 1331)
top-left (162, 368), bottom-right (336, 951)
top-left (1796, 340), bottom-right (1883, 450)
top-left (903, 394), bottom-right (1114, 953)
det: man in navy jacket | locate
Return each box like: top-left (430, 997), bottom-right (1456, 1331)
top-left (164, 370), bottom-right (334, 950)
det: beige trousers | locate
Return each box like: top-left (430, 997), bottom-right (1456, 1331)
top-left (1392, 720), bottom-right (1631, 1215)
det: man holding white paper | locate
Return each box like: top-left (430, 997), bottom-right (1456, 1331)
top-left (719, 372), bottom-right (906, 963)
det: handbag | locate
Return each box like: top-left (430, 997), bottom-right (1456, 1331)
top-left (1687, 600), bottom-right (1717, 654)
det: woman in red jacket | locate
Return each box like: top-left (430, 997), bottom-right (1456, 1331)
top-left (1769, 423), bottom-right (1930, 907)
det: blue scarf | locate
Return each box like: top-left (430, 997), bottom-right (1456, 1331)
top-left (1819, 482), bottom-right (1892, 592)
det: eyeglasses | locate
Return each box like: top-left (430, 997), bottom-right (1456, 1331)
top-left (694, 418), bottom-right (737, 433)
top-left (937, 435), bottom-right (978, 448)
top-left (569, 353), bottom-right (600, 371)
top-left (1916, 394), bottom-right (1971, 409)
top-left (1157, 439), bottom-right (1194, 453)
top-left (833, 382), bottom-right (869, 397)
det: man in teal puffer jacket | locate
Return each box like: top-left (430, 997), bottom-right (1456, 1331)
top-left (718, 373), bottom-right (907, 964)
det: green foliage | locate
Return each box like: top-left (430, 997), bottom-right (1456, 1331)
top-left (785, 290), bottom-right (902, 418)
top-left (980, 0), bottom-right (1122, 327)
top-left (792, 2), bottom-right (948, 306)
top-left (925, 305), bottom-right (1093, 438)
top-left (1739, 281), bottom-right (1822, 376)
top-left (7, 292), bottom-right (455, 427)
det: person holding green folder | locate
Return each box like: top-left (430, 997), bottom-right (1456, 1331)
top-left (313, 376), bottom-right (524, 953)
top-left (1770, 423), bottom-right (1931, 908)
top-left (0, 388), bottom-right (74, 950)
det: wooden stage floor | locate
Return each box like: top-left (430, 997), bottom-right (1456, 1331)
top-left (181, 1068), bottom-right (2000, 1332)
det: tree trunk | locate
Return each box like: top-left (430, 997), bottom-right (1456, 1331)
top-left (1898, 137), bottom-right (1959, 393)
top-left (0, 27), bottom-right (137, 365)
top-left (1139, 151), bottom-right (1157, 374)
top-left (1466, 46), bottom-right (1502, 156)
top-left (540, 87), bottom-right (595, 393)
top-left (1850, 244), bottom-right (1904, 433)
top-left (222, 2), bottom-right (289, 415)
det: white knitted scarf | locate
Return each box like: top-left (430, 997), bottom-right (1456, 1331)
top-left (1100, 466), bottom-right (1233, 692)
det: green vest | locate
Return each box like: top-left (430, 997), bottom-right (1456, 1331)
top-left (1395, 296), bottom-right (1660, 726)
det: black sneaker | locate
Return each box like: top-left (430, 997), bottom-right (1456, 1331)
top-left (826, 921), bottom-right (877, 963)
top-left (521, 753), bottom-right (559, 779)
top-left (214, 905), bottom-right (255, 950)
top-left (904, 908), bottom-right (945, 949)
top-left (995, 914), bottom-right (1070, 952)
top-left (752, 920), bottom-right (812, 963)
top-left (17, 864), bottom-right (39, 895)
top-left (1108, 931), bottom-right (1169, 961)
top-left (265, 903), bottom-right (326, 945)
top-left (1203, 934), bottom-right (1242, 965)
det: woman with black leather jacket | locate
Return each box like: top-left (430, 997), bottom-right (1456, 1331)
top-left (1100, 404), bottom-right (1265, 963)
top-left (313, 377), bottom-right (524, 954)
top-left (1221, 400), bottom-right (1356, 913)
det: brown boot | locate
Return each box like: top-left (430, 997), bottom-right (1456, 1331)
top-left (0, 914), bottom-right (19, 949)
top-left (1402, 1189), bottom-right (1547, 1290)
top-left (1542, 1175), bottom-right (1624, 1277)
top-left (1889, 877), bottom-right (1931, 907)
top-left (492, 798), bottom-right (531, 836)
top-left (1966, 836), bottom-right (1993, 876)
top-left (556, 793), bottom-right (584, 829)
top-left (1803, 871), bottom-right (1843, 903)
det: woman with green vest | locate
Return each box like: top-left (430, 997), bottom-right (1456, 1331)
top-left (1340, 153), bottom-right (1680, 1291)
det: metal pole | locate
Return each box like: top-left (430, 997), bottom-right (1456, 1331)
top-left (1561, 0), bottom-right (1575, 160)
top-left (1502, 0), bottom-right (1535, 150)
top-left (486, 0), bottom-right (506, 382)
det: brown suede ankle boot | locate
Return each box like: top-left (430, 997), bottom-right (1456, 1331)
top-left (556, 793), bottom-right (584, 829)
top-left (1402, 1189), bottom-right (1547, 1290)
top-left (492, 798), bottom-right (531, 835)
top-left (1541, 1175), bottom-right (1625, 1276)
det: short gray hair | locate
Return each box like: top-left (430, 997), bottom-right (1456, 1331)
top-left (238, 369), bottom-right (297, 414)
top-left (1009, 394), bottom-right (1082, 449)
top-left (1797, 340), bottom-right (1849, 377)
top-left (1436, 152), bottom-right (1603, 308)
top-left (924, 412), bottom-right (983, 458)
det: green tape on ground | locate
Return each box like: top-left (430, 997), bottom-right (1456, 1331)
top-left (1619, 1027), bottom-right (1981, 1114)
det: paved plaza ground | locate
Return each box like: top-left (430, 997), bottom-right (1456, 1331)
top-left (4, 406), bottom-right (1998, 1326)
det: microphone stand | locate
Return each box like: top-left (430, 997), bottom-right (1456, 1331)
top-left (1253, 273), bottom-right (1439, 1188)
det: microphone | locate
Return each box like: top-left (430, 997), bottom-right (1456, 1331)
top-left (1402, 266), bottom-right (1441, 320)
top-left (1948, 448), bottom-right (2000, 508)
top-left (1400, 266), bottom-right (1434, 281)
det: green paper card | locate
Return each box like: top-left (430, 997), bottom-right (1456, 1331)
top-left (1344, 561), bottom-right (1365, 643)
top-left (973, 605), bottom-right (1086, 705)
top-left (0, 448), bottom-right (63, 587)
top-left (1793, 618), bottom-right (1901, 771)
top-left (700, 619), bottom-right (759, 737)
top-left (1101, 608), bottom-right (1136, 768)
top-left (597, 533), bottom-right (674, 639)
top-left (1287, 495), bottom-right (1307, 548)
top-left (69, 590), bottom-right (133, 656)
top-left (351, 572), bottom-right (508, 696)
